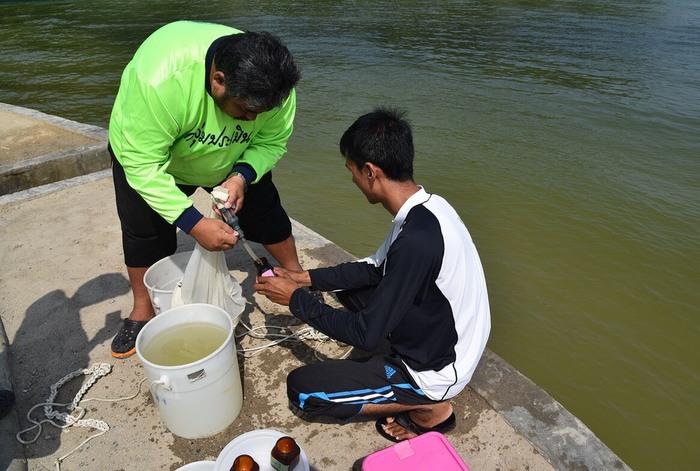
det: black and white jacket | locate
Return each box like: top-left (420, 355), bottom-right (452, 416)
top-left (290, 187), bottom-right (491, 400)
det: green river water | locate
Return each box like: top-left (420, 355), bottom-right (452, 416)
top-left (1, 1), bottom-right (698, 469)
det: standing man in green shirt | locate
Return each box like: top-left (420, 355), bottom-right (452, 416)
top-left (108, 21), bottom-right (301, 358)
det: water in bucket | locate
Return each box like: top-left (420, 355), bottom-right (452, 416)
top-left (140, 323), bottom-right (228, 366)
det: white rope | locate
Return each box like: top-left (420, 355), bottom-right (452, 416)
top-left (235, 307), bottom-right (352, 360)
top-left (16, 363), bottom-right (146, 471)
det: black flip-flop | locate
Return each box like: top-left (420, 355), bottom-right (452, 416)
top-left (375, 411), bottom-right (456, 442)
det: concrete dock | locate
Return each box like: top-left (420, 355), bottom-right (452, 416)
top-left (0, 103), bottom-right (631, 470)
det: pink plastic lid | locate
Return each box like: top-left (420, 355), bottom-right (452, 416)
top-left (362, 432), bottom-right (469, 471)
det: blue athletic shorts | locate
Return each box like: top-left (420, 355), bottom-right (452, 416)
top-left (287, 354), bottom-right (439, 420)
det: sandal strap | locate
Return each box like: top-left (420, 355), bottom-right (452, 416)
top-left (394, 411), bottom-right (456, 435)
top-left (393, 412), bottom-right (428, 435)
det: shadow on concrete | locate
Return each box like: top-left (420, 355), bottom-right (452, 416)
top-left (352, 456), bottom-right (366, 470)
top-left (232, 299), bottom-right (256, 401)
top-left (10, 272), bottom-right (129, 461)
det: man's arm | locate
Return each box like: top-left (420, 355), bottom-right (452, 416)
top-left (234, 90), bottom-right (296, 182)
top-left (111, 74), bottom-right (237, 249)
top-left (289, 233), bottom-right (440, 351)
top-left (274, 258), bottom-right (383, 292)
top-left (309, 260), bottom-right (383, 292)
top-left (111, 72), bottom-right (196, 226)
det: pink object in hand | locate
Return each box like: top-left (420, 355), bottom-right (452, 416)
top-left (254, 257), bottom-right (276, 277)
top-left (362, 432), bottom-right (469, 471)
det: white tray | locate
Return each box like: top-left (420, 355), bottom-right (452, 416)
top-left (177, 461), bottom-right (215, 471)
top-left (215, 429), bottom-right (309, 471)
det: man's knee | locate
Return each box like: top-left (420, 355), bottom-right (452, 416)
top-left (286, 368), bottom-right (300, 406)
top-left (285, 365), bottom-right (361, 420)
top-left (285, 365), bottom-right (330, 416)
top-left (286, 365), bottom-right (305, 408)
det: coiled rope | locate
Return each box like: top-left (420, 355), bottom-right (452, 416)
top-left (16, 363), bottom-right (146, 471)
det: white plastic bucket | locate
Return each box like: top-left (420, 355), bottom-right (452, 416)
top-left (144, 251), bottom-right (191, 315)
top-left (136, 303), bottom-right (243, 439)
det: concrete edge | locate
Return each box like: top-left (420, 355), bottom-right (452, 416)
top-left (471, 350), bottom-right (632, 470)
top-left (0, 169), bottom-right (111, 206)
top-left (0, 103), bottom-right (109, 194)
top-left (0, 317), bottom-right (28, 471)
top-left (0, 102), bottom-right (107, 140)
top-left (290, 218), bottom-right (358, 259)
top-left (0, 142), bottom-right (110, 195)
top-left (0, 142), bottom-right (107, 174)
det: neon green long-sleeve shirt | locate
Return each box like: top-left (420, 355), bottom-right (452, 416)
top-left (108, 21), bottom-right (296, 224)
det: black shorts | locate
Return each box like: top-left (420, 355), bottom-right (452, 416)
top-left (110, 145), bottom-right (292, 267)
top-left (287, 355), bottom-right (438, 420)
top-left (286, 287), bottom-right (439, 420)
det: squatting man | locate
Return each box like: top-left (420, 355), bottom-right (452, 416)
top-left (255, 109), bottom-right (491, 442)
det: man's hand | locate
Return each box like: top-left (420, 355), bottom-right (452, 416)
top-left (221, 173), bottom-right (246, 213)
top-left (273, 267), bottom-right (312, 286)
top-left (254, 276), bottom-right (300, 306)
top-left (189, 217), bottom-right (238, 251)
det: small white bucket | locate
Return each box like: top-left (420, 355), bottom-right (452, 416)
top-left (144, 251), bottom-right (191, 315)
top-left (136, 303), bottom-right (243, 439)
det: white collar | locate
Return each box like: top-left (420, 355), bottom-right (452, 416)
top-left (392, 186), bottom-right (429, 226)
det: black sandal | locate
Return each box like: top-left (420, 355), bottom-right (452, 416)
top-left (375, 411), bottom-right (456, 442)
top-left (110, 318), bottom-right (149, 359)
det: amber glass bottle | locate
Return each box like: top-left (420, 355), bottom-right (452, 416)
top-left (230, 454), bottom-right (259, 471)
top-left (270, 436), bottom-right (300, 470)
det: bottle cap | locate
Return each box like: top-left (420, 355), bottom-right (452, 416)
top-left (274, 436), bottom-right (300, 456)
top-left (232, 454), bottom-right (258, 471)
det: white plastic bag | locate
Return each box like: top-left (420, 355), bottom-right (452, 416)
top-left (171, 193), bottom-right (245, 324)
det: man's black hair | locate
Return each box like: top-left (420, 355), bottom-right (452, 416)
top-left (340, 108), bottom-right (414, 182)
top-left (215, 32), bottom-right (300, 111)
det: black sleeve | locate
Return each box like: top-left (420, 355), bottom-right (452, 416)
top-left (290, 231), bottom-right (441, 351)
top-left (308, 261), bottom-right (383, 292)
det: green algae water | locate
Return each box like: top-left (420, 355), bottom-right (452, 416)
top-left (1, 1), bottom-right (698, 469)
top-left (141, 323), bottom-right (228, 367)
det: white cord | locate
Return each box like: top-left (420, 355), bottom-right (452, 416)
top-left (235, 311), bottom-right (352, 360)
top-left (16, 363), bottom-right (146, 471)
